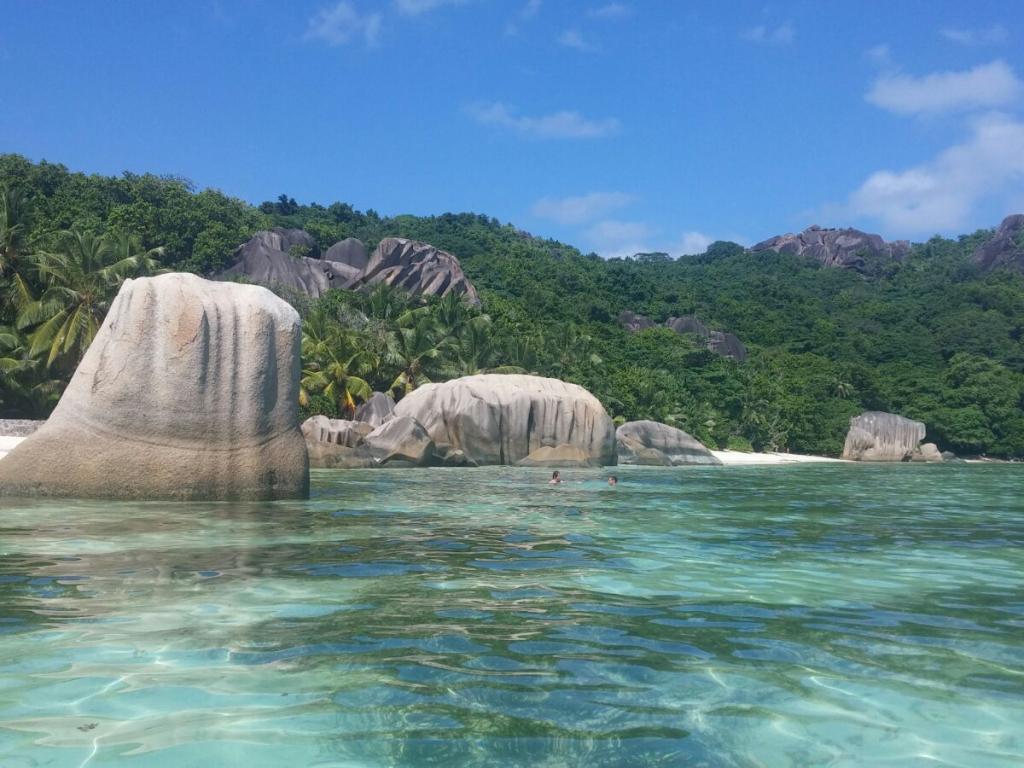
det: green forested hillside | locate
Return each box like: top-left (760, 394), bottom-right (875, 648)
top-left (2, 155), bottom-right (1022, 457)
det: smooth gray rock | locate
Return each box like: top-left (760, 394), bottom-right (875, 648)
top-left (323, 238), bottom-right (368, 270)
top-left (665, 315), bottom-right (709, 336)
top-left (358, 238), bottom-right (481, 306)
top-left (614, 435), bottom-right (673, 466)
top-left (219, 228), bottom-right (338, 298)
top-left (354, 391), bottom-right (396, 428)
top-left (392, 374), bottom-right (616, 466)
top-left (365, 415), bottom-right (438, 466)
top-left (750, 225), bottom-right (911, 271)
top-left (516, 444), bottom-right (599, 468)
top-left (301, 416), bottom-right (372, 448)
top-left (618, 310), bottom-right (656, 333)
top-left (841, 411), bottom-right (926, 462)
top-left (0, 273), bottom-right (309, 500)
top-left (306, 441), bottom-right (376, 469)
top-left (665, 316), bottom-right (746, 362)
top-left (917, 442), bottom-right (944, 463)
top-left (616, 421), bottom-right (721, 466)
top-left (973, 214), bottom-right (1024, 271)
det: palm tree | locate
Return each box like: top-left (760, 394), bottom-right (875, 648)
top-left (16, 229), bottom-right (164, 368)
top-left (299, 308), bottom-right (373, 415)
top-left (0, 325), bottom-right (62, 416)
top-left (385, 316), bottom-right (444, 396)
top-left (0, 185), bottom-right (34, 315)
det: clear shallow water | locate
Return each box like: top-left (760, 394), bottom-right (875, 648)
top-left (1, 464), bottom-right (1023, 767)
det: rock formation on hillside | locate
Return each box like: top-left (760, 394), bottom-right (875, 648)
top-left (616, 420), bottom-right (722, 466)
top-left (973, 215), bottom-right (1024, 271)
top-left (391, 374), bottom-right (616, 466)
top-left (220, 231), bottom-right (480, 305)
top-left (359, 238), bottom-right (481, 306)
top-left (750, 225), bottom-right (911, 271)
top-left (841, 411), bottom-right (940, 462)
top-left (0, 273), bottom-right (309, 500)
top-left (620, 312), bottom-right (746, 361)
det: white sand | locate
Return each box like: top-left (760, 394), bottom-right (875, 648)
top-left (0, 436), bottom-right (24, 460)
top-left (711, 449), bottom-right (848, 465)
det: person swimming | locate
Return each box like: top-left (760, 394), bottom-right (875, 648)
top-left (607, 475), bottom-right (618, 486)
top-left (549, 471), bottom-right (562, 485)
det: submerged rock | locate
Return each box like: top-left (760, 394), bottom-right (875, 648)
top-left (841, 411), bottom-right (928, 462)
top-left (392, 374), bottom-right (616, 466)
top-left (750, 225), bottom-right (910, 271)
top-left (0, 273), bottom-right (309, 500)
top-left (616, 421), bottom-right (721, 466)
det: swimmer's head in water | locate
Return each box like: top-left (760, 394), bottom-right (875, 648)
top-left (608, 475), bottom-right (618, 486)
top-left (552, 471), bottom-right (560, 480)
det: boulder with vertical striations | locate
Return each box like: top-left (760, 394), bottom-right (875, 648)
top-left (0, 273), bottom-right (309, 500)
top-left (357, 238), bottom-right (481, 306)
top-left (219, 227), bottom-right (339, 297)
top-left (391, 374), bottom-right (616, 466)
top-left (841, 411), bottom-right (926, 462)
top-left (616, 420), bottom-right (721, 466)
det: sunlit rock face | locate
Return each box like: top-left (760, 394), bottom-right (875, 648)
top-left (750, 225), bottom-right (911, 271)
top-left (0, 273), bottom-right (309, 500)
top-left (354, 392), bottom-right (396, 428)
top-left (392, 374), bottom-right (616, 466)
top-left (973, 215), bottom-right (1024, 271)
top-left (359, 238), bottom-right (481, 306)
top-left (841, 411), bottom-right (927, 462)
top-left (616, 420), bottom-right (721, 466)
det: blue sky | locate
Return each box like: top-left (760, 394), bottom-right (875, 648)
top-left (3, 1), bottom-right (1023, 256)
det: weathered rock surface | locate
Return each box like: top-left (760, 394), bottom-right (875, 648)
top-left (365, 415), bottom-right (438, 467)
top-left (0, 419), bottom-right (45, 437)
top-left (916, 442), bottom-right (944, 463)
top-left (516, 444), bottom-right (597, 467)
top-left (354, 391), bottom-right (396, 428)
top-left (220, 228), bottom-right (339, 298)
top-left (301, 416), bottom-right (372, 448)
top-left (621, 313), bottom-right (746, 361)
top-left (973, 215), bottom-right (1024, 271)
top-left (306, 441), bottom-right (376, 469)
top-left (358, 238), bottom-right (481, 306)
top-left (616, 421), bottom-right (722, 466)
top-left (220, 232), bottom-right (480, 306)
top-left (841, 411), bottom-right (927, 462)
top-left (0, 273), bottom-right (309, 500)
top-left (323, 237), bottom-right (368, 270)
top-left (392, 374), bottom-right (616, 466)
top-left (750, 225), bottom-right (911, 271)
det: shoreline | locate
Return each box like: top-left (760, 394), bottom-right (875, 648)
top-left (710, 449), bottom-right (848, 465)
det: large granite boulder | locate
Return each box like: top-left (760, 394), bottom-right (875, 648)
top-left (392, 374), bottom-right (616, 466)
top-left (324, 237), bottom-right (368, 270)
top-left (364, 415), bottom-right (438, 467)
top-left (623, 313), bottom-right (746, 362)
top-left (841, 411), bottom-right (927, 462)
top-left (301, 416), bottom-right (372, 448)
top-left (220, 228), bottom-right (339, 298)
top-left (0, 419), bottom-right (45, 437)
top-left (973, 215), bottom-right (1024, 271)
top-left (358, 238), bottom-right (481, 306)
top-left (619, 310), bottom-right (656, 333)
top-left (516, 444), bottom-right (596, 468)
top-left (616, 421), bottom-right (722, 466)
top-left (750, 225), bottom-right (911, 271)
top-left (0, 273), bottom-right (309, 500)
top-left (354, 391), bottom-right (396, 428)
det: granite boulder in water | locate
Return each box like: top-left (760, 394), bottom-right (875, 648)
top-left (841, 411), bottom-right (932, 462)
top-left (0, 273), bottom-right (309, 500)
top-left (392, 374), bottom-right (616, 466)
top-left (616, 421), bottom-right (721, 466)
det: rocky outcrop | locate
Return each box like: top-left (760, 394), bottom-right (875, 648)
top-left (358, 238), bottom-right (481, 306)
top-left (973, 215), bottom-right (1024, 271)
top-left (517, 444), bottom-right (596, 467)
top-left (0, 273), bottom-right (309, 500)
top-left (0, 419), bottom-right (45, 437)
top-left (841, 411), bottom-right (935, 462)
top-left (616, 421), bottom-right (721, 466)
top-left (302, 411), bottom-right (451, 468)
top-left (220, 232), bottom-right (480, 306)
top-left (354, 391), bottom-right (396, 427)
top-left (365, 416), bottom-right (438, 467)
top-left (750, 225), bottom-right (911, 271)
top-left (392, 374), bottom-right (616, 466)
top-left (301, 416), bottom-right (372, 448)
top-left (620, 312), bottom-right (746, 362)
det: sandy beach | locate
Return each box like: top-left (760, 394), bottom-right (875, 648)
top-left (711, 449), bottom-right (848, 465)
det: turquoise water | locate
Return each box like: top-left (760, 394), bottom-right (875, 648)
top-left (1, 464), bottom-right (1023, 767)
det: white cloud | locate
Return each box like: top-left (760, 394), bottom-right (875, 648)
top-left (586, 220), bottom-right (652, 258)
top-left (589, 3), bottom-right (632, 19)
top-left (305, 1), bottom-right (381, 46)
top-left (846, 112), bottom-right (1024, 235)
top-left (467, 102), bottom-right (620, 139)
top-left (866, 60), bottom-right (1022, 116)
top-left (940, 25), bottom-right (1008, 46)
top-left (558, 28), bottom-right (595, 51)
top-left (531, 192), bottom-right (633, 225)
top-left (740, 22), bottom-right (795, 45)
top-left (394, 0), bottom-right (465, 15)
top-left (677, 231), bottom-right (714, 255)
top-left (864, 44), bottom-right (891, 66)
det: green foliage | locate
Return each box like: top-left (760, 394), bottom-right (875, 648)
top-left (3, 154), bottom-right (1023, 457)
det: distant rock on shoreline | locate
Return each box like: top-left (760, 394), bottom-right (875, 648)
top-left (841, 411), bottom-right (942, 462)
